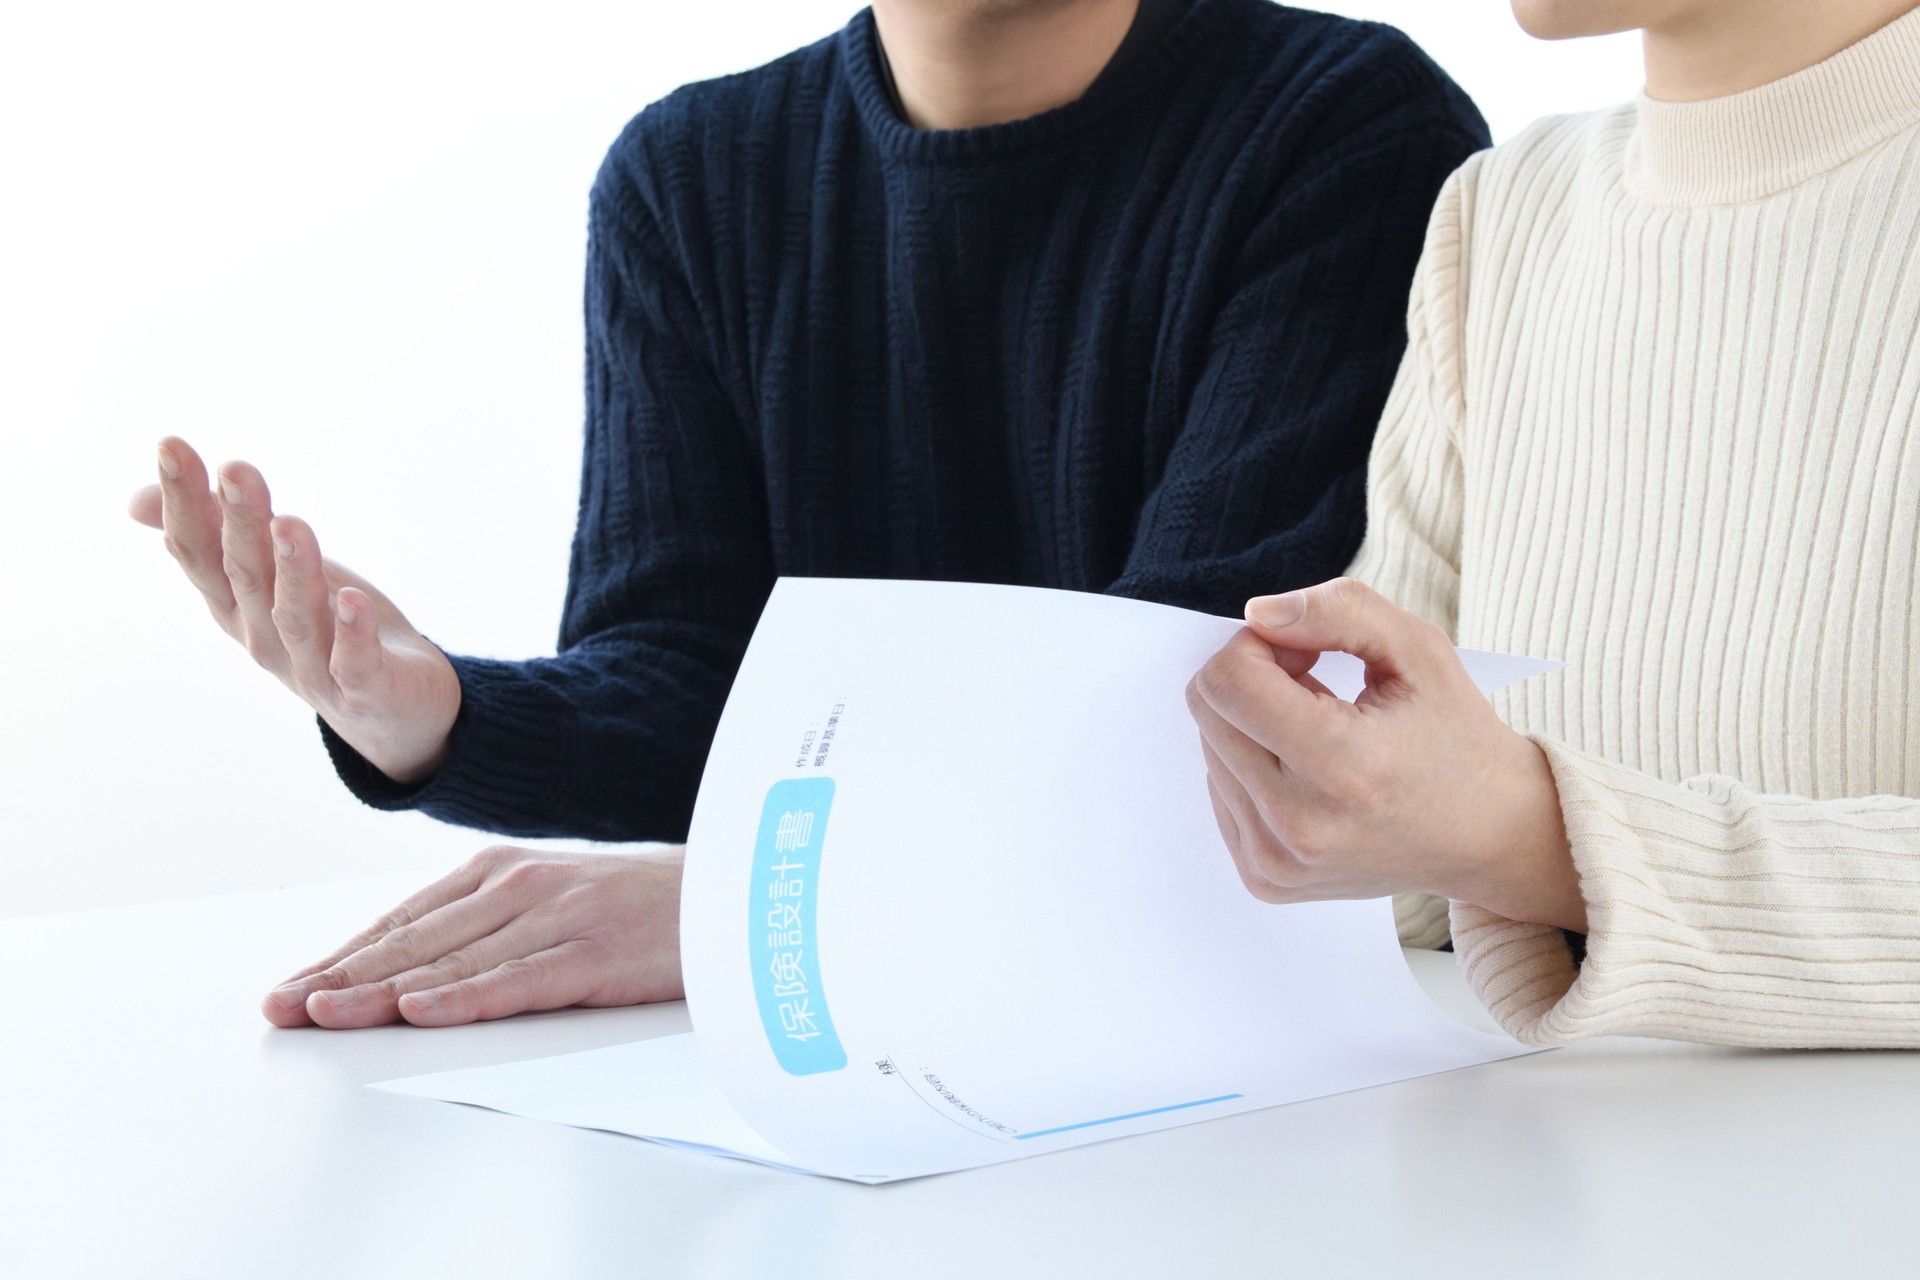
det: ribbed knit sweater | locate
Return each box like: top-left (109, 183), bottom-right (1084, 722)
top-left (1358, 10), bottom-right (1920, 1048)
top-left (324, 0), bottom-right (1488, 841)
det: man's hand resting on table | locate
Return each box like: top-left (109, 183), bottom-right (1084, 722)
top-left (128, 437), bottom-right (460, 786)
top-left (261, 846), bottom-right (686, 1028)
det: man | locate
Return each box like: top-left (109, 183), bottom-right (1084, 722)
top-left (132, 0), bottom-right (1487, 1027)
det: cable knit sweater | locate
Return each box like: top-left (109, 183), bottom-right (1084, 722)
top-left (1358, 10), bottom-right (1920, 1047)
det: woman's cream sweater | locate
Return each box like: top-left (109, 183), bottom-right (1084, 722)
top-left (1354, 10), bottom-right (1920, 1047)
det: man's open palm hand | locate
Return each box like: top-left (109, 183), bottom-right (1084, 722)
top-left (129, 436), bottom-right (461, 784)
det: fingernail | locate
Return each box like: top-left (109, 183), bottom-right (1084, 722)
top-left (313, 986), bottom-right (357, 1009)
top-left (273, 533), bottom-right (293, 558)
top-left (218, 478), bottom-right (242, 506)
top-left (336, 594), bottom-right (360, 625)
top-left (157, 446), bottom-right (181, 479)
top-left (1247, 592), bottom-right (1305, 630)
top-left (267, 983), bottom-right (306, 1011)
top-left (402, 989), bottom-right (441, 1011)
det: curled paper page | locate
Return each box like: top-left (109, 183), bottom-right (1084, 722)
top-left (378, 579), bottom-right (1561, 1182)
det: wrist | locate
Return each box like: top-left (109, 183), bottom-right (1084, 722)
top-left (330, 700), bottom-right (458, 787)
top-left (347, 647), bottom-right (462, 785)
top-left (364, 733), bottom-right (452, 786)
top-left (1446, 735), bottom-right (1587, 933)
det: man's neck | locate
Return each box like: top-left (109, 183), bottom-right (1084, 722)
top-left (871, 0), bottom-right (1142, 130)
top-left (1642, 0), bottom-right (1919, 101)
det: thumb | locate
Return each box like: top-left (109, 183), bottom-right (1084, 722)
top-left (317, 557), bottom-right (411, 626)
top-left (329, 586), bottom-right (387, 694)
top-left (1242, 578), bottom-right (1444, 686)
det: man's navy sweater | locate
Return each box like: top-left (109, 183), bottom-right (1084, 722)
top-left (324, 0), bottom-right (1488, 840)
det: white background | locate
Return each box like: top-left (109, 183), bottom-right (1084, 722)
top-left (0, 2), bottom-right (1639, 919)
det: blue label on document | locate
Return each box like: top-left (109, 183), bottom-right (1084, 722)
top-left (749, 777), bottom-right (847, 1075)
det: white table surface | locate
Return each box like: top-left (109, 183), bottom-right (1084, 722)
top-left (4, 873), bottom-right (1915, 1280)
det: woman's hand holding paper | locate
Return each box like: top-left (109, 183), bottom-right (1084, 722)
top-left (1186, 577), bottom-right (1588, 934)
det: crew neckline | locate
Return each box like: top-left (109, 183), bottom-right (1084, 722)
top-left (838, 0), bottom-right (1238, 165)
top-left (871, 0), bottom-right (1188, 126)
top-left (1626, 6), bottom-right (1920, 207)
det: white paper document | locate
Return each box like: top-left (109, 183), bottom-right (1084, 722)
top-left (377, 579), bottom-right (1561, 1183)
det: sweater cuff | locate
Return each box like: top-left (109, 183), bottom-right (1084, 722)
top-left (318, 715), bottom-right (430, 810)
top-left (1394, 892), bottom-right (1453, 949)
top-left (1450, 739), bottom-right (1706, 1046)
top-left (318, 652), bottom-right (578, 833)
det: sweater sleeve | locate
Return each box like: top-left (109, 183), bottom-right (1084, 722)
top-left (320, 125), bottom-right (772, 842)
top-left (1455, 745), bottom-right (1920, 1048)
top-left (1344, 163), bottom-right (1475, 951)
top-left (1104, 53), bottom-right (1487, 614)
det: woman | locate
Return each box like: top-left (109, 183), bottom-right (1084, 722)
top-left (1188, 0), bottom-right (1920, 1046)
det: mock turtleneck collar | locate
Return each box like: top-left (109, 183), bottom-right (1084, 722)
top-left (1627, 6), bottom-right (1920, 207)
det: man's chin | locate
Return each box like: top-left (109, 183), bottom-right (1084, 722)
top-left (1508, 0), bottom-right (1648, 42)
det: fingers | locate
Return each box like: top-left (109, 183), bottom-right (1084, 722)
top-left (1265, 638), bottom-right (1321, 682)
top-left (1194, 702), bottom-right (1293, 890)
top-left (260, 858), bottom-right (494, 1027)
top-left (262, 849), bottom-right (683, 1030)
top-left (1189, 677), bottom-right (1284, 789)
top-left (1243, 577), bottom-right (1449, 686)
top-left (307, 881), bottom-right (527, 999)
top-left (1199, 730), bottom-right (1345, 905)
top-left (1189, 628), bottom-right (1341, 763)
top-left (148, 440), bottom-right (353, 700)
top-left (269, 515), bottom-right (338, 699)
top-left (305, 910), bottom-right (564, 1030)
top-left (398, 939), bottom-right (606, 1028)
top-left (1193, 663), bottom-right (1345, 902)
top-left (1205, 774), bottom-right (1243, 864)
top-left (154, 438), bottom-right (238, 622)
top-left (215, 460), bottom-right (289, 675)
top-left (1201, 742), bottom-right (1286, 904)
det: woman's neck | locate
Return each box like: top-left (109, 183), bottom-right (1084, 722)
top-left (1643, 0), bottom-right (1920, 101)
